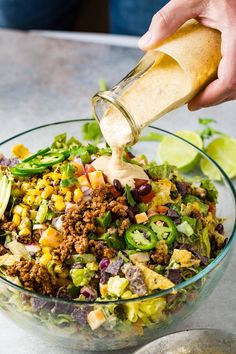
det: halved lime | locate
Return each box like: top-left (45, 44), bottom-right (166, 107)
top-left (200, 136), bottom-right (236, 181)
top-left (158, 130), bottom-right (203, 173)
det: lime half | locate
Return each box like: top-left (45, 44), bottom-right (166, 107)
top-left (200, 136), bottom-right (236, 181)
top-left (158, 130), bottom-right (203, 173)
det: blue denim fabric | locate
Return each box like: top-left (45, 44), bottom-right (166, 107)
top-left (110, 0), bottom-right (168, 35)
top-left (0, 0), bottom-right (168, 33)
top-left (0, 0), bottom-right (80, 30)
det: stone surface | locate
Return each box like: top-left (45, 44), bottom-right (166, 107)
top-left (0, 29), bottom-right (236, 354)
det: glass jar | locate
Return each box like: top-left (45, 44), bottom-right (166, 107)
top-left (92, 20), bottom-right (221, 146)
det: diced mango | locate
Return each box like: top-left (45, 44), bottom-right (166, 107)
top-left (78, 175), bottom-right (91, 188)
top-left (99, 284), bottom-right (108, 298)
top-left (11, 144), bottom-right (30, 159)
top-left (73, 188), bottom-right (83, 202)
top-left (87, 309), bottom-right (106, 330)
top-left (135, 212), bottom-right (148, 224)
top-left (39, 226), bottom-right (63, 248)
top-left (88, 171), bottom-right (105, 189)
top-left (40, 253), bottom-right (52, 266)
top-left (71, 162), bottom-right (84, 177)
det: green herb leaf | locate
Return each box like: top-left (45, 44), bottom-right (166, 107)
top-left (200, 178), bottom-right (218, 203)
top-left (99, 79), bottom-right (107, 91)
top-left (82, 121), bottom-right (102, 142)
top-left (199, 118), bottom-right (216, 126)
top-left (145, 162), bottom-right (178, 180)
top-left (124, 184), bottom-right (136, 207)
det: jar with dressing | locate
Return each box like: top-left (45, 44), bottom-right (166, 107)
top-left (92, 20), bottom-right (221, 148)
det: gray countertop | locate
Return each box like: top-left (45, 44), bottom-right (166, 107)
top-left (0, 29), bottom-right (235, 354)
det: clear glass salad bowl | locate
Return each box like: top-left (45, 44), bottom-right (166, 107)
top-left (0, 119), bottom-right (235, 351)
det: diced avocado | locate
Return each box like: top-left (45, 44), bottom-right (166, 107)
top-left (183, 195), bottom-right (209, 215)
top-left (107, 276), bottom-right (129, 297)
top-left (69, 253), bottom-right (96, 264)
top-left (96, 211), bottom-right (111, 229)
top-left (70, 268), bottom-right (94, 287)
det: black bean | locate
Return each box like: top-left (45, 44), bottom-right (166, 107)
top-left (131, 188), bottom-right (140, 201)
top-left (129, 205), bottom-right (140, 215)
top-left (170, 190), bottom-right (179, 199)
top-left (167, 208), bottom-right (180, 219)
top-left (126, 151), bottom-right (135, 159)
top-left (113, 179), bottom-right (123, 193)
top-left (175, 181), bottom-right (187, 197)
top-left (138, 183), bottom-right (152, 196)
top-left (215, 223), bottom-right (224, 234)
top-left (126, 208), bottom-right (136, 223)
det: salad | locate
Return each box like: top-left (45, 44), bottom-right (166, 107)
top-left (0, 131), bottom-right (226, 334)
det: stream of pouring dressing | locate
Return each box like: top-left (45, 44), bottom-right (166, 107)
top-left (92, 54), bottom-right (189, 188)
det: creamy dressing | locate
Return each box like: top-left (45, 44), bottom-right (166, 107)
top-left (94, 55), bottom-right (188, 187)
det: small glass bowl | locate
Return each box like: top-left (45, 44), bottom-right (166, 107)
top-left (0, 119), bottom-right (235, 351)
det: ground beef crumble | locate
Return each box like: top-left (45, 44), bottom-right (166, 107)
top-left (54, 185), bottom-right (129, 261)
top-left (7, 260), bottom-right (56, 296)
top-left (151, 240), bottom-right (170, 265)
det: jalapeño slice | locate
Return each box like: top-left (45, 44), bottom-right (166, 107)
top-left (125, 224), bottom-right (157, 251)
top-left (148, 215), bottom-right (177, 246)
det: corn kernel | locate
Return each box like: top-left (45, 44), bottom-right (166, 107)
top-left (59, 187), bottom-right (69, 195)
top-left (21, 182), bottom-right (30, 192)
top-left (40, 253), bottom-right (52, 266)
top-left (41, 186), bottom-right (54, 199)
top-left (12, 214), bottom-right (21, 226)
top-left (42, 247), bottom-right (52, 254)
top-left (65, 191), bottom-right (72, 202)
top-left (55, 199), bottom-right (65, 211)
top-left (34, 195), bottom-right (42, 205)
top-left (30, 210), bottom-right (37, 220)
top-left (23, 194), bottom-right (35, 206)
top-left (73, 188), bottom-right (83, 202)
top-left (21, 209), bottom-right (28, 219)
top-left (19, 228), bottom-right (31, 236)
top-left (13, 205), bottom-right (23, 215)
top-left (11, 188), bottom-right (23, 198)
top-left (51, 172), bottom-right (62, 183)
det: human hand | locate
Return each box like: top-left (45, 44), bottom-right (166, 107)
top-left (138, 0), bottom-right (236, 111)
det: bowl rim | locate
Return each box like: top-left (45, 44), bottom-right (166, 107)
top-left (0, 118), bottom-right (236, 305)
top-left (133, 328), bottom-right (236, 353)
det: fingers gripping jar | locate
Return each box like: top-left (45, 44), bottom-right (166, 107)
top-left (92, 20), bottom-right (221, 147)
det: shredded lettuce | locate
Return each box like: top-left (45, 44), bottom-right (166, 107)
top-left (145, 162), bottom-right (178, 180)
top-left (200, 178), bottom-right (218, 203)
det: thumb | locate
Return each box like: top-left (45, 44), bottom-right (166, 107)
top-left (138, 0), bottom-right (202, 50)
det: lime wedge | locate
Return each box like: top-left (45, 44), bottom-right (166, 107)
top-left (200, 136), bottom-right (236, 181)
top-left (158, 130), bottom-right (203, 173)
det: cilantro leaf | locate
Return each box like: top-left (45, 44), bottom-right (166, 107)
top-left (60, 163), bottom-right (78, 187)
top-left (199, 118), bottom-right (216, 126)
top-left (124, 185), bottom-right (136, 207)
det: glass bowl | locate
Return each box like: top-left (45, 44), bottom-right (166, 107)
top-left (0, 119), bottom-right (235, 351)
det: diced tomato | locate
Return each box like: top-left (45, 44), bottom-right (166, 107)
top-left (134, 178), bottom-right (148, 188)
top-left (156, 205), bottom-right (169, 214)
top-left (208, 202), bottom-right (216, 215)
top-left (139, 191), bottom-right (155, 203)
top-left (108, 185), bottom-right (121, 198)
